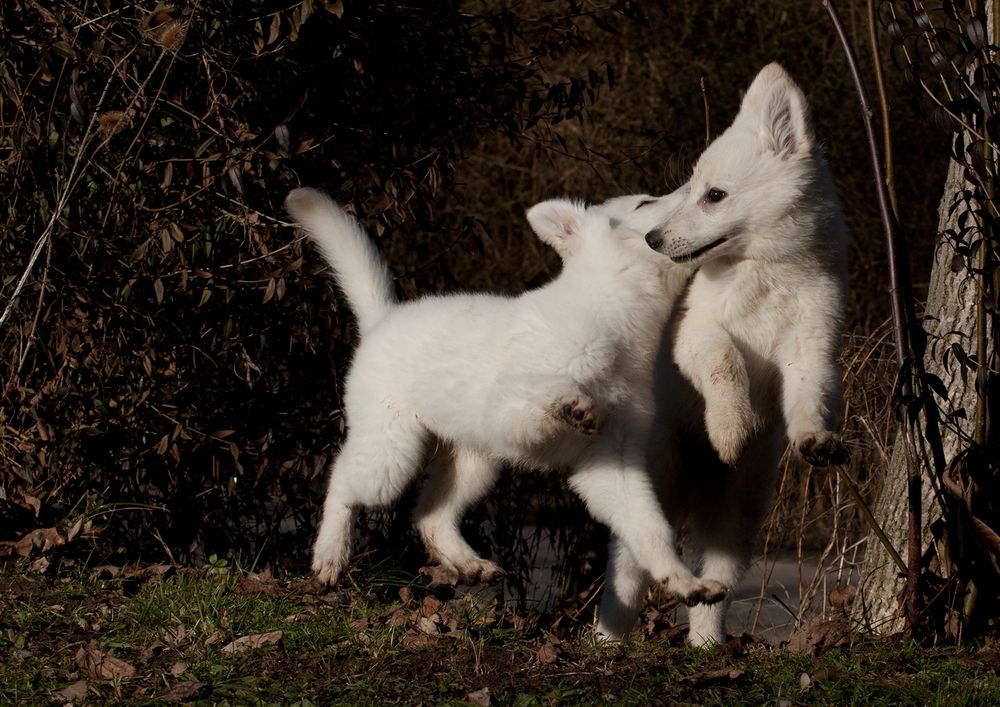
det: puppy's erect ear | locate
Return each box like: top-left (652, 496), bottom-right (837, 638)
top-left (526, 199), bottom-right (587, 256)
top-left (739, 62), bottom-right (814, 157)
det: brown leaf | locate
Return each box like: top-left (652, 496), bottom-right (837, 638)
top-left (221, 630), bottom-right (283, 654)
top-left (467, 687), bottom-right (491, 706)
top-left (169, 661), bottom-right (190, 676)
top-left (5, 527), bottom-right (66, 558)
top-left (387, 608), bottom-right (410, 628)
top-left (536, 641), bottom-right (561, 665)
top-left (77, 640), bottom-right (137, 679)
top-left (785, 617), bottom-right (852, 655)
top-left (236, 573), bottom-right (277, 597)
top-left (420, 563), bottom-right (459, 587)
top-left (398, 586), bottom-right (414, 604)
top-left (416, 616), bottom-right (439, 635)
top-left (54, 679), bottom-right (89, 702)
top-left (158, 681), bottom-right (206, 702)
top-left (679, 668), bottom-right (745, 685)
top-left (828, 584), bottom-right (856, 611)
top-left (420, 596), bottom-right (443, 617)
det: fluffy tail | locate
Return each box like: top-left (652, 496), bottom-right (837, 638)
top-left (285, 187), bottom-right (395, 331)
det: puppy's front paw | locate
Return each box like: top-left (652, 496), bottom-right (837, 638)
top-left (311, 552), bottom-right (346, 587)
top-left (664, 575), bottom-right (729, 607)
top-left (795, 431), bottom-right (849, 467)
top-left (554, 394), bottom-right (600, 435)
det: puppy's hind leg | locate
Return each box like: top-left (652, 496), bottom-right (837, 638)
top-left (569, 435), bottom-right (727, 609)
top-left (685, 433), bottom-right (783, 647)
top-left (312, 406), bottom-right (429, 586)
top-left (414, 445), bottom-right (503, 585)
top-left (595, 534), bottom-right (650, 641)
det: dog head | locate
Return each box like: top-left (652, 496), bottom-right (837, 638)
top-left (645, 63), bottom-right (819, 265)
top-left (526, 197), bottom-right (673, 262)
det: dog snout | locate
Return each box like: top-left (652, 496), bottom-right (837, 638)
top-left (645, 228), bottom-right (665, 251)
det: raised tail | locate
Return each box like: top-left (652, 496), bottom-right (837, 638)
top-left (285, 187), bottom-right (395, 331)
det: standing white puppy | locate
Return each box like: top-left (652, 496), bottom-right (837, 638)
top-left (285, 188), bottom-right (724, 606)
top-left (597, 63), bottom-right (849, 646)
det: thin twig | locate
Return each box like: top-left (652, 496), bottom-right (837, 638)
top-left (823, 0), bottom-right (949, 637)
top-left (866, 0), bottom-right (899, 216)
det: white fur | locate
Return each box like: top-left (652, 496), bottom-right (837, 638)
top-left (596, 63), bottom-right (849, 647)
top-left (285, 188), bottom-right (725, 606)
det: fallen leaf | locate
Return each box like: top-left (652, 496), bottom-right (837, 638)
top-left (398, 586), bottom-right (414, 604)
top-left (785, 617), bottom-right (852, 655)
top-left (536, 641), bottom-right (561, 665)
top-left (420, 564), bottom-right (459, 587)
top-left (158, 681), bottom-right (206, 702)
top-left (65, 518), bottom-right (84, 542)
top-left (467, 687), bottom-right (491, 706)
top-left (221, 630), bottom-right (283, 654)
top-left (169, 661), bottom-right (190, 676)
top-left (828, 584), bottom-right (856, 611)
top-left (236, 573), bottom-right (277, 597)
top-left (799, 671), bottom-right (812, 692)
top-left (11, 527), bottom-right (65, 557)
top-left (416, 616), bottom-right (439, 635)
top-left (387, 608), bottom-right (410, 628)
top-left (420, 596), bottom-right (443, 617)
top-left (76, 641), bottom-right (137, 679)
top-left (54, 679), bottom-right (88, 702)
top-left (679, 668), bottom-right (745, 685)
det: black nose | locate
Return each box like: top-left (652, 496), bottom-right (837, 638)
top-left (645, 229), bottom-right (664, 251)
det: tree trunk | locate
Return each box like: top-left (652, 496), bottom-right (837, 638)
top-left (854, 157), bottom-right (980, 634)
top-left (854, 0), bottom-right (996, 637)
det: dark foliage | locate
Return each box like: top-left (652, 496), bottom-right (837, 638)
top-left (0, 0), bottom-right (623, 572)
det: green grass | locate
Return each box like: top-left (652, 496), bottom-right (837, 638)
top-left (1, 560), bottom-right (998, 704)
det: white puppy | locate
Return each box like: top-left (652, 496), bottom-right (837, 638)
top-left (597, 63), bottom-right (849, 646)
top-left (285, 188), bottom-right (724, 606)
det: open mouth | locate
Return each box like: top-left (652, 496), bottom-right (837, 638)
top-left (670, 236), bottom-right (728, 263)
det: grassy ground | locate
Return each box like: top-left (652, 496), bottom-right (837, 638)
top-left (2, 560), bottom-right (999, 705)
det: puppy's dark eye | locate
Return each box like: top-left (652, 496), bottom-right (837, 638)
top-left (635, 199), bottom-right (657, 210)
top-left (705, 188), bottom-right (727, 203)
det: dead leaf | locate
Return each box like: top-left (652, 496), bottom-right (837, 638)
top-left (420, 596), bottom-right (442, 617)
top-left (398, 586), bottom-right (413, 604)
top-left (536, 641), bottom-right (561, 665)
top-left (387, 608), bottom-right (410, 628)
top-left (65, 518), bottom-right (84, 542)
top-left (221, 630), bottom-right (283, 654)
top-left (29, 557), bottom-right (50, 574)
top-left (54, 679), bottom-right (88, 702)
top-left (8, 527), bottom-right (66, 557)
top-left (169, 661), bottom-right (190, 677)
top-left (163, 624), bottom-right (187, 647)
top-left (828, 584), bottom-right (856, 612)
top-left (420, 563), bottom-right (459, 587)
top-left (17, 491), bottom-right (42, 516)
top-left (679, 668), bottom-right (745, 685)
top-left (785, 617), bottom-right (852, 655)
top-left (416, 616), bottom-right (439, 635)
top-left (76, 640), bottom-right (137, 679)
top-left (467, 687), bottom-right (491, 706)
top-left (158, 681), bottom-right (206, 702)
top-left (236, 573), bottom-right (277, 597)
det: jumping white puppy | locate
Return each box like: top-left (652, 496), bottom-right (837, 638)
top-left (596, 63), bottom-right (849, 646)
top-left (285, 188), bottom-right (724, 606)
